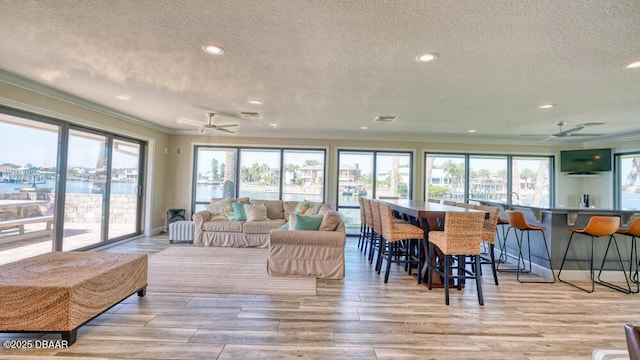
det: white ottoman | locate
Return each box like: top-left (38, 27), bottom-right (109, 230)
top-left (169, 221), bottom-right (194, 244)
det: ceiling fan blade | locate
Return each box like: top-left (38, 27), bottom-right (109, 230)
top-left (216, 127), bottom-right (237, 134)
top-left (554, 125), bottom-right (585, 136)
top-left (177, 118), bottom-right (205, 127)
top-left (213, 123), bottom-right (239, 128)
top-left (582, 122), bottom-right (605, 126)
top-left (567, 133), bottom-right (606, 137)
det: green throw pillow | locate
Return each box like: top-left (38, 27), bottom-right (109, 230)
top-left (231, 202), bottom-right (247, 221)
top-left (293, 214), bottom-right (323, 231)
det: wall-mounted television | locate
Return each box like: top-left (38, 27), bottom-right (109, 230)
top-left (560, 148), bottom-right (612, 174)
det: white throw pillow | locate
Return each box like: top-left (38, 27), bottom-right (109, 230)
top-left (207, 197), bottom-right (231, 215)
top-left (244, 203), bottom-right (268, 221)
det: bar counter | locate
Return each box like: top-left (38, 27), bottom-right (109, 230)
top-left (474, 200), bottom-right (638, 275)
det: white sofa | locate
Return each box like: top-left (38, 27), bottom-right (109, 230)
top-left (191, 198), bottom-right (340, 248)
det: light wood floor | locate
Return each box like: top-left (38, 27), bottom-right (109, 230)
top-left (1, 235), bottom-right (637, 359)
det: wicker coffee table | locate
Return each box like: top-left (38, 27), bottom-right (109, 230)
top-left (0, 251), bottom-right (148, 345)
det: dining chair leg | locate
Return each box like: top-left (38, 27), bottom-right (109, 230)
top-left (383, 241), bottom-right (392, 283)
top-left (457, 256), bottom-right (464, 291)
top-left (475, 255), bottom-right (484, 306)
top-left (375, 237), bottom-right (385, 273)
top-left (444, 254), bottom-right (450, 305)
top-left (368, 232), bottom-right (377, 264)
top-left (489, 243), bottom-right (499, 285)
top-left (427, 242), bottom-right (435, 290)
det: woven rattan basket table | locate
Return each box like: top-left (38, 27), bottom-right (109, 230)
top-left (0, 251), bottom-right (147, 345)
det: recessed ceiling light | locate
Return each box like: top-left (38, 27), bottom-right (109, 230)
top-left (468, 129), bottom-right (476, 133)
top-left (248, 100), bottom-right (263, 105)
top-left (538, 104), bottom-right (555, 109)
top-left (115, 94), bottom-right (130, 101)
top-left (202, 43), bottom-right (225, 55)
top-left (360, 126), bottom-right (369, 130)
top-left (415, 53), bottom-right (438, 62)
top-left (268, 123), bottom-right (278, 128)
top-left (625, 61), bottom-right (640, 69)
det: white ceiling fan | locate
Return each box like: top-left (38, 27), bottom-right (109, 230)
top-left (178, 112), bottom-right (239, 134)
top-left (521, 121), bottom-right (606, 141)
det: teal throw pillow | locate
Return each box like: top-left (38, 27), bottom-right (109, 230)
top-left (293, 214), bottom-right (323, 231)
top-left (232, 202), bottom-right (247, 221)
top-left (278, 222), bottom-right (290, 230)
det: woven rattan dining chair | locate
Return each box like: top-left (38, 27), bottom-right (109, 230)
top-left (499, 210), bottom-right (556, 284)
top-left (427, 198), bottom-right (441, 204)
top-left (362, 198), bottom-right (377, 262)
top-left (455, 202), bottom-right (478, 210)
top-left (442, 200), bottom-right (457, 206)
top-left (427, 211), bottom-right (486, 305)
top-left (357, 196), bottom-right (366, 251)
top-left (477, 205), bottom-right (500, 285)
top-left (377, 203), bottom-right (424, 283)
top-left (370, 200), bottom-right (384, 267)
top-left (558, 216), bottom-right (628, 293)
top-left (616, 217), bottom-right (640, 293)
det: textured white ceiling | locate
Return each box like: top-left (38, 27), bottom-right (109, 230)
top-left (1, 0), bottom-right (639, 144)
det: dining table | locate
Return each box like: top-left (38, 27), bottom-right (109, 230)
top-left (377, 199), bottom-right (487, 286)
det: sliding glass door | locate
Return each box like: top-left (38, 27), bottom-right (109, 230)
top-left (1, 107), bottom-right (146, 258)
top-left (0, 113), bottom-right (59, 265)
top-left (108, 138), bottom-right (143, 239)
top-left (62, 129), bottom-right (108, 251)
top-left (337, 150), bottom-right (413, 235)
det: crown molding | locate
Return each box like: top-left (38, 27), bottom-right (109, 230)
top-left (0, 70), bottom-right (173, 133)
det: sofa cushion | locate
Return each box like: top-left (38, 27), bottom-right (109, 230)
top-left (306, 201), bottom-right (325, 215)
top-left (283, 201), bottom-right (299, 219)
top-left (202, 220), bottom-right (243, 233)
top-left (319, 210), bottom-right (342, 231)
top-left (206, 197), bottom-right (231, 215)
top-left (232, 202), bottom-right (247, 221)
top-left (294, 200), bottom-right (311, 214)
top-left (293, 214), bottom-right (324, 230)
top-left (243, 219), bottom-right (286, 234)
top-left (249, 200), bottom-right (284, 219)
top-left (245, 204), bottom-right (268, 221)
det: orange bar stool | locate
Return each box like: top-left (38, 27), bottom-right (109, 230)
top-left (377, 203), bottom-right (424, 283)
top-left (427, 211), bottom-right (486, 305)
top-left (614, 216), bottom-right (640, 293)
top-left (499, 210), bottom-right (555, 284)
top-left (558, 216), bottom-right (630, 293)
top-left (496, 215), bottom-right (512, 263)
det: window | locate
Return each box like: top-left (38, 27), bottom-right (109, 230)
top-left (192, 146), bottom-right (326, 212)
top-left (617, 152), bottom-right (640, 210)
top-left (511, 156), bottom-right (551, 208)
top-left (239, 149), bottom-right (281, 200)
top-left (425, 154), bottom-right (466, 202)
top-left (282, 150), bottom-right (325, 202)
top-left (425, 152), bottom-right (553, 207)
top-left (337, 150), bottom-right (413, 234)
top-left (469, 156), bottom-right (508, 202)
